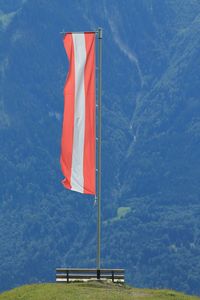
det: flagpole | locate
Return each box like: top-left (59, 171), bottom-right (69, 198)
top-left (97, 27), bottom-right (102, 271)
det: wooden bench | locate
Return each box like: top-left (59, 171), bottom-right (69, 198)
top-left (56, 268), bottom-right (125, 283)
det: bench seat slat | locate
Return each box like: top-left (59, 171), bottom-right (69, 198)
top-left (56, 274), bottom-right (124, 279)
top-left (56, 278), bottom-right (125, 283)
top-left (56, 268), bottom-right (124, 274)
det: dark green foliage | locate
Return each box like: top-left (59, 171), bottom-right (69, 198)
top-left (1, 0), bottom-right (200, 296)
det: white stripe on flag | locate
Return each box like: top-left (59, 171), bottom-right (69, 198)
top-left (71, 33), bottom-right (86, 193)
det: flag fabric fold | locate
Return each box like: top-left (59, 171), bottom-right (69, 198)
top-left (60, 32), bottom-right (96, 195)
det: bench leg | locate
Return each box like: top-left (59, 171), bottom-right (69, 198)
top-left (97, 269), bottom-right (101, 280)
top-left (112, 271), bottom-right (114, 283)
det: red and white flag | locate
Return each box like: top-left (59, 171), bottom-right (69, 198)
top-left (60, 32), bottom-right (96, 195)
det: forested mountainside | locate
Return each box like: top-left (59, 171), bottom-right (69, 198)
top-left (1, 0), bottom-right (200, 295)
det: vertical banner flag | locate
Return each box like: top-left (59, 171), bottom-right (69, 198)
top-left (60, 32), bottom-right (96, 195)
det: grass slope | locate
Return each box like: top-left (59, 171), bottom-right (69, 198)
top-left (0, 282), bottom-right (200, 300)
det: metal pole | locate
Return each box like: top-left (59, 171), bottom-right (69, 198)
top-left (60, 30), bottom-right (97, 35)
top-left (97, 27), bottom-right (102, 271)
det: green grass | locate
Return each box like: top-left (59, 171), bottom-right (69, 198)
top-left (104, 207), bottom-right (132, 225)
top-left (117, 207), bottom-right (131, 219)
top-left (0, 282), bottom-right (200, 300)
top-left (0, 11), bottom-right (17, 30)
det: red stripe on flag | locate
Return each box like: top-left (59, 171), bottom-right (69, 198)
top-left (60, 32), bottom-right (96, 195)
top-left (83, 33), bottom-right (96, 194)
top-left (60, 33), bottom-right (75, 190)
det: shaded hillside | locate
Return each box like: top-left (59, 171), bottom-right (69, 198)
top-left (0, 0), bottom-right (200, 295)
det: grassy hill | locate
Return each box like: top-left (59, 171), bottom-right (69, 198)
top-left (0, 282), bottom-right (200, 300)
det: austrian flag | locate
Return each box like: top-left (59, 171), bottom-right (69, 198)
top-left (60, 32), bottom-right (96, 195)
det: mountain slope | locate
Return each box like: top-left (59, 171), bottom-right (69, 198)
top-left (1, 0), bottom-right (200, 295)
